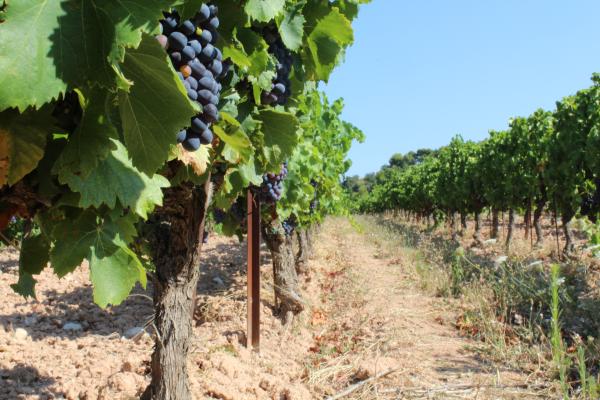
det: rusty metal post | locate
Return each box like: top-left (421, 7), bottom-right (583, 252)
top-left (247, 190), bottom-right (261, 351)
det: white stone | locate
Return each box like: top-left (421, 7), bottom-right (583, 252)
top-left (494, 255), bottom-right (508, 267)
top-left (124, 326), bottom-right (146, 339)
top-left (212, 276), bottom-right (225, 287)
top-left (483, 238), bottom-right (497, 245)
top-left (13, 328), bottom-right (28, 341)
top-left (63, 322), bottom-right (83, 332)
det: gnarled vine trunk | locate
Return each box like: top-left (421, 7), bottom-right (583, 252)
top-left (533, 198), bottom-right (545, 248)
top-left (524, 204), bottom-right (531, 239)
top-left (562, 213), bottom-right (575, 255)
top-left (295, 229), bottom-right (310, 275)
top-left (142, 175), bottom-right (212, 400)
top-left (460, 212), bottom-right (467, 236)
top-left (505, 208), bottom-right (515, 250)
top-left (491, 208), bottom-right (500, 239)
top-left (473, 211), bottom-right (483, 246)
top-left (262, 220), bottom-right (304, 322)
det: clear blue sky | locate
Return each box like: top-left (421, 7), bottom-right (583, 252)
top-left (324, 1), bottom-right (600, 177)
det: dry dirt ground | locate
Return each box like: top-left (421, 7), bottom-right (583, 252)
top-left (0, 218), bottom-right (548, 400)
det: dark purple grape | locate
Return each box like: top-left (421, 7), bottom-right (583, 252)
top-left (199, 29), bottom-right (212, 46)
top-left (190, 117), bottom-right (208, 133)
top-left (186, 76), bottom-right (198, 90)
top-left (199, 128), bottom-right (213, 145)
top-left (210, 59), bottom-right (222, 76)
top-left (176, 130), bottom-right (187, 143)
top-left (170, 51), bottom-right (182, 65)
top-left (203, 103), bottom-right (219, 123)
top-left (197, 89), bottom-right (213, 105)
top-left (189, 59), bottom-right (207, 78)
top-left (189, 40), bottom-right (202, 55)
top-left (168, 31), bottom-right (187, 51)
top-left (207, 17), bottom-right (219, 30)
top-left (195, 4), bottom-right (210, 23)
top-left (182, 136), bottom-right (201, 151)
top-left (187, 89), bottom-right (198, 101)
top-left (210, 94), bottom-right (219, 105)
top-left (181, 45), bottom-right (195, 62)
top-left (200, 44), bottom-right (216, 63)
top-left (198, 76), bottom-right (213, 90)
top-left (272, 83), bottom-right (286, 96)
top-left (180, 20), bottom-right (196, 36)
top-left (209, 5), bottom-right (218, 17)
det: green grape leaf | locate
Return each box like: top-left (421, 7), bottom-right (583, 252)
top-left (0, 0), bottom-right (68, 111)
top-left (305, 8), bottom-right (353, 82)
top-left (0, 0), bottom-right (174, 111)
top-left (90, 245), bottom-right (146, 308)
top-left (278, 7), bottom-right (305, 51)
top-left (59, 139), bottom-right (169, 219)
top-left (0, 108), bottom-right (52, 186)
top-left (20, 234), bottom-right (51, 275)
top-left (119, 34), bottom-right (198, 175)
top-left (50, 210), bottom-right (137, 277)
top-left (53, 88), bottom-right (118, 180)
top-left (244, 0), bottom-right (286, 22)
top-left (256, 109), bottom-right (299, 168)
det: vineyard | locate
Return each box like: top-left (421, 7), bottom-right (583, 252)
top-left (1, 1), bottom-right (600, 399)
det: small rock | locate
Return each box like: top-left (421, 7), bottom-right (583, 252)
top-left (212, 276), bottom-right (225, 287)
top-left (124, 327), bottom-right (146, 339)
top-left (121, 361), bottom-right (134, 373)
top-left (494, 255), bottom-right (508, 267)
top-left (13, 328), bottom-right (28, 341)
top-left (63, 322), bottom-right (83, 332)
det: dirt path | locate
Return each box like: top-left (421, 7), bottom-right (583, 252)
top-left (0, 217), bottom-right (547, 399)
top-left (306, 218), bottom-right (544, 399)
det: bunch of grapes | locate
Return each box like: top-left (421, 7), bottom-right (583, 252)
top-left (157, 4), bottom-right (229, 151)
top-left (309, 179), bottom-right (318, 213)
top-left (260, 26), bottom-right (293, 106)
top-left (581, 181), bottom-right (600, 223)
top-left (282, 218), bottom-right (296, 237)
top-left (255, 163), bottom-right (288, 203)
top-left (212, 208), bottom-right (226, 224)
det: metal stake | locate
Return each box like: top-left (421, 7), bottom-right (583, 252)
top-left (247, 190), bottom-right (261, 351)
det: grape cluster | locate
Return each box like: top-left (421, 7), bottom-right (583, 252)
top-left (260, 27), bottom-right (292, 106)
top-left (581, 180), bottom-right (600, 223)
top-left (309, 179), bottom-right (318, 213)
top-left (255, 163), bottom-right (288, 203)
top-left (157, 4), bottom-right (228, 152)
top-left (282, 218), bottom-right (296, 237)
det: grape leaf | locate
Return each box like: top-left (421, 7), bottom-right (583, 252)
top-left (0, 108), bottom-right (52, 186)
top-left (0, 0), bottom-right (173, 111)
top-left (50, 210), bottom-right (137, 277)
top-left (0, 0), bottom-right (68, 111)
top-left (256, 109), bottom-right (299, 168)
top-left (305, 8), bottom-right (353, 82)
top-left (278, 7), bottom-right (305, 51)
top-left (53, 88), bottom-right (118, 180)
top-left (119, 34), bottom-right (199, 175)
top-left (90, 245), bottom-right (146, 308)
top-left (59, 139), bottom-right (169, 219)
top-left (244, 0), bottom-right (286, 22)
top-left (176, 145), bottom-right (210, 176)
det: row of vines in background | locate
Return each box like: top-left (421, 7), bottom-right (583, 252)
top-left (0, 1), bottom-right (368, 399)
top-left (353, 73), bottom-right (600, 255)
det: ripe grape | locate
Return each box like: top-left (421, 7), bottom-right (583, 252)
top-left (199, 128), bottom-right (213, 145)
top-left (168, 31), bottom-right (187, 52)
top-left (182, 135), bottom-right (201, 151)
